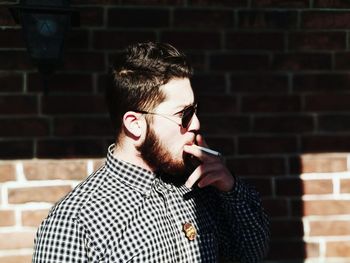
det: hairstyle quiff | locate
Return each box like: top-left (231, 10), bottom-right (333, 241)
top-left (105, 42), bottom-right (193, 138)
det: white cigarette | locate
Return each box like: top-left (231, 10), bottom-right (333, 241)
top-left (196, 145), bottom-right (221, 156)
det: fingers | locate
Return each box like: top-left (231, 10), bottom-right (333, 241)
top-left (185, 162), bottom-right (222, 189)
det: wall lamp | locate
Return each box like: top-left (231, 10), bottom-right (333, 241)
top-left (8, 0), bottom-right (79, 93)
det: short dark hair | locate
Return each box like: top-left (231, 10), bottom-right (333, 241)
top-left (105, 42), bottom-right (193, 139)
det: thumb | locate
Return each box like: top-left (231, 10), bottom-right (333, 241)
top-left (196, 134), bottom-right (208, 147)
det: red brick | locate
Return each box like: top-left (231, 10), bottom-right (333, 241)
top-left (300, 154), bottom-right (347, 173)
top-left (244, 178), bottom-right (272, 196)
top-left (238, 10), bottom-right (298, 29)
top-left (252, 0), bottom-right (309, 7)
top-left (42, 95), bottom-right (106, 114)
top-left (263, 199), bottom-right (289, 216)
top-left (0, 28), bottom-right (25, 48)
top-left (273, 53), bottom-right (332, 70)
top-left (319, 115), bottom-right (350, 132)
top-left (267, 240), bottom-right (307, 260)
top-left (0, 51), bottom-right (33, 70)
top-left (79, 7), bottom-right (103, 26)
top-left (289, 156), bottom-right (302, 174)
top-left (188, 0), bottom-right (247, 6)
top-left (200, 116), bottom-right (250, 135)
top-left (303, 200), bottom-right (350, 215)
top-left (37, 139), bottom-right (106, 158)
top-left (275, 178), bottom-right (303, 196)
top-left (0, 140), bottom-right (33, 159)
top-left (241, 95), bottom-right (301, 113)
top-left (302, 179), bottom-right (333, 194)
top-left (334, 52), bottom-right (350, 70)
top-left (0, 118), bottom-right (49, 137)
top-left (302, 11), bottom-right (350, 29)
top-left (0, 6), bottom-right (16, 26)
top-left (65, 29), bottom-right (90, 49)
top-left (271, 219), bottom-right (304, 238)
top-left (326, 241), bottom-right (350, 257)
top-left (0, 255), bottom-right (32, 263)
top-left (238, 136), bottom-right (297, 154)
top-left (173, 9), bottom-right (234, 28)
top-left (301, 135), bottom-right (350, 153)
top-left (121, 0), bottom-right (184, 4)
top-left (54, 117), bottom-right (112, 137)
top-left (0, 163), bottom-right (16, 182)
top-left (314, 0), bottom-right (350, 7)
top-left (0, 73), bottom-right (23, 92)
top-left (198, 95), bottom-right (237, 114)
top-left (0, 95), bottom-right (38, 115)
top-left (64, 52), bottom-right (105, 72)
top-left (28, 73), bottom-right (93, 93)
top-left (205, 137), bottom-right (236, 157)
top-left (71, 0), bottom-right (122, 4)
top-left (291, 199), bottom-right (303, 216)
top-left (226, 157), bottom-right (286, 176)
top-left (210, 53), bottom-right (270, 71)
top-left (160, 31), bottom-right (221, 50)
top-left (191, 74), bottom-right (226, 94)
top-left (294, 73), bottom-right (350, 93)
top-left (21, 209), bottom-right (49, 227)
top-left (0, 210), bottom-right (15, 226)
top-left (253, 116), bottom-right (314, 133)
top-left (289, 31), bottom-right (346, 51)
top-left (0, 231), bottom-right (36, 249)
top-left (108, 8), bottom-right (170, 28)
top-left (231, 74), bottom-right (289, 93)
top-left (97, 73), bottom-right (112, 93)
top-left (185, 52), bottom-right (207, 71)
top-left (304, 94), bottom-right (350, 111)
top-left (340, 179), bottom-right (350, 193)
top-left (226, 32), bottom-right (284, 50)
top-left (310, 220), bottom-right (350, 236)
top-left (23, 160), bottom-right (87, 180)
top-left (306, 242), bottom-right (320, 258)
top-left (8, 185), bottom-right (72, 204)
top-left (94, 30), bottom-right (156, 50)
top-left (93, 159), bottom-right (105, 171)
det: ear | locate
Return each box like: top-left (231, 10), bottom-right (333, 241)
top-left (122, 111), bottom-right (145, 139)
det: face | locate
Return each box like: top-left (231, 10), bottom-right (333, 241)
top-left (138, 78), bottom-right (200, 184)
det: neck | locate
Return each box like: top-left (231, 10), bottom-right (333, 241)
top-left (113, 142), bottom-right (154, 172)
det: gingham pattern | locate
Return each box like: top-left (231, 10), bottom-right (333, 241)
top-left (32, 145), bottom-right (269, 263)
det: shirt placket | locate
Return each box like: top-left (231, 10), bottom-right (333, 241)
top-left (153, 179), bottom-right (187, 262)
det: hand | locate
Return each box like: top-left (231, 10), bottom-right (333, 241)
top-left (184, 134), bottom-right (235, 192)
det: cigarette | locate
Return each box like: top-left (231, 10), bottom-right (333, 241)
top-left (196, 145), bottom-right (221, 157)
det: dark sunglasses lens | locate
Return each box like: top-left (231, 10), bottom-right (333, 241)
top-left (182, 106), bottom-right (196, 128)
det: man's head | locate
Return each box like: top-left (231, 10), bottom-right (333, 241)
top-left (106, 42), bottom-right (193, 140)
top-left (106, 42), bottom-right (199, 181)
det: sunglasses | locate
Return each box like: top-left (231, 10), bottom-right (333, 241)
top-left (134, 104), bottom-right (197, 129)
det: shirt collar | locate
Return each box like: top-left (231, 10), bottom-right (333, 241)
top-left (105, 144), bottom-right (156, 196)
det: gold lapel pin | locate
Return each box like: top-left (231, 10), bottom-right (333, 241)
top-left (183, 222), bottom-right (197, 241)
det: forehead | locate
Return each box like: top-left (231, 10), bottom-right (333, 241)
top-left (156, 78), bottom-right (194, 111)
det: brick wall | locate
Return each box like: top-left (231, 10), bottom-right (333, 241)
top-left (2, 0), bottom-right (350, 262)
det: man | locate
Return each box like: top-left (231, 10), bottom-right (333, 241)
top-left (32, 42), bottom-right (269, 263)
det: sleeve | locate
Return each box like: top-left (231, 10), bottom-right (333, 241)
top-left (32, 214), bottom-right (95, 263)
top-left (213, 177), bottom-right (270, 263)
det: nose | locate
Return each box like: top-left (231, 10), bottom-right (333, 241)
top-left (188, 112), bottom-right (200, 132)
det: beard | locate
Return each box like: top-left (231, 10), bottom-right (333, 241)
top-left (137, 124), bottom-right (196, 186)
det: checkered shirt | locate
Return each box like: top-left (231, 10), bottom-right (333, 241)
top-left (32, 145), bottom-right (269, 263)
